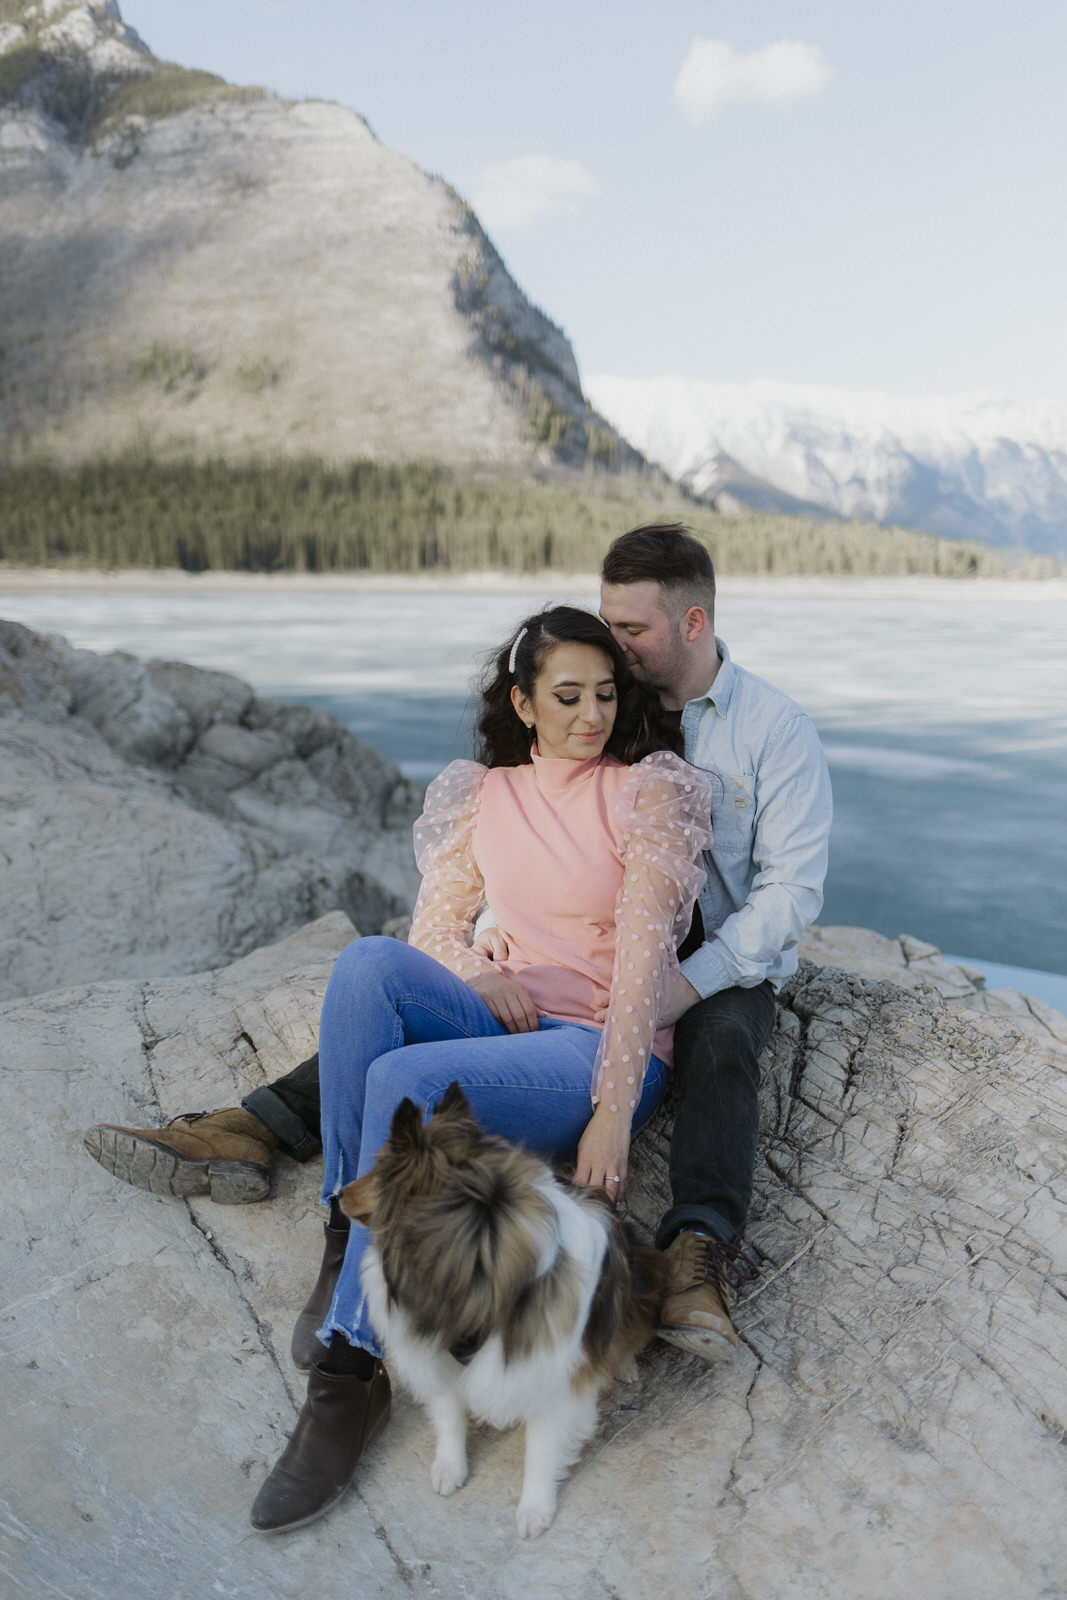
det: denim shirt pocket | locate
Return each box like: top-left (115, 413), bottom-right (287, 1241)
top-left (710, 770), bottom-right (757, 855)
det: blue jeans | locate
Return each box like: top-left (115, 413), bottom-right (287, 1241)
top-left (314, 937), bottom-right (668, 1357)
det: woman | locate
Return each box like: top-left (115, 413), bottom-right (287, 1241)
top-left (250, 605), bottom-right (713, 1534)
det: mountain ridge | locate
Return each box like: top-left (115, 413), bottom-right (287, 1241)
top-left (0, 2), bottom-right (639, 474)
top-left (587, 375), bottom-right (1067, 557)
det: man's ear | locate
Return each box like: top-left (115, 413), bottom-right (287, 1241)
top-left (684, 606), bottom-right (710, 642)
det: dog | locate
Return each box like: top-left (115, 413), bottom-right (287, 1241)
top-left (340, 1082), bottom-right (668, 1538)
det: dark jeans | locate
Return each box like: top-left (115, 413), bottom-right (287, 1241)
top-left (243, 980), bottom-right (777, 1246)
top-left (655, 980), bottom-right (777, 1249)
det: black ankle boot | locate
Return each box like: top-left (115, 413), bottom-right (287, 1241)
top-left (291, 1212), bottom-right (350, 1371)
top-left (250, 1355), bottom-right (391, 1533)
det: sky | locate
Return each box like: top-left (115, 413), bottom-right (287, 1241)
top-left (121, 1), bottom-right (1067, 405)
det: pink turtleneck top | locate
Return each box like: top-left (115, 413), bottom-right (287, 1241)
top-left (409, 749), bottom-right (713, 1121)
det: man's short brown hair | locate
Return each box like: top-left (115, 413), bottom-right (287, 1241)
top-left (601, 524), bottom-right (716, 616)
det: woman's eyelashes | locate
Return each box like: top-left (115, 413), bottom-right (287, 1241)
top-left (555, 692), bottom-right (616, 706)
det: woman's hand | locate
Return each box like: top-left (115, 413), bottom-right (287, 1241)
top-left (468, 972), bottom-right (539, 1033)
top-left (575, 1105), bottom-right (632, 1204)
top-left (472, 927), bottom-right (510, 962)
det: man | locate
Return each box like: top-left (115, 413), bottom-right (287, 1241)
top-left (85, 523), bottom-right (832, 1367)
top-left (598, 524), bottom-right (831, 1359)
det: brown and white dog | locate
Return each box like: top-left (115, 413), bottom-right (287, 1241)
top-left (340, 1082), bottom-right (668, 1538)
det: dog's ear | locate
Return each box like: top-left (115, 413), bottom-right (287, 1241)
top-left (435, 1081), bottom-right (473, 1122)
top-left (389, 1096), bottom-right (425, 1147)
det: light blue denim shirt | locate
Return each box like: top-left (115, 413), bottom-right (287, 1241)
top-left (679, 638), bottom-right (833, 998)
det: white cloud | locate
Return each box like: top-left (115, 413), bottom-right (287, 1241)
top-left (469, 155), bottom-right (597, 231)
top-left (674, 37), bottom-right (831, 124)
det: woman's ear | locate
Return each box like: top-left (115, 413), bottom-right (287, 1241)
top-left (510, 684), bottom-right (533, 730)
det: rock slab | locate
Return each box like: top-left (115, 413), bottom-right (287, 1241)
top-left (1, 915), bottom-right (1064, 1599)
top-left (0, 619), bottom-right (422, 1001)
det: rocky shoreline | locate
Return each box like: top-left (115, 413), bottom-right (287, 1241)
top-left (0, 618), bottom-right (421, 1003)
top-left (1, 621), bottom-right (1064, 1599)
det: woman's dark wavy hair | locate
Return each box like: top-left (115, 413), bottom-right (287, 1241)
top-left (474, 605), bottom-right (683, 769)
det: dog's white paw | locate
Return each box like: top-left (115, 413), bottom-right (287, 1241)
top-left (430, 1454), bottom-right (468, 1496)
top-left (515, 1497), bottom-right (557, 1539)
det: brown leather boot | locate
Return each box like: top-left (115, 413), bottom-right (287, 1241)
top-left (657, 1231), bottom-right (756, 1364)
top-left (290, 1219), bottom-right (350, 1371)
top-left (250, 1357), bottom-right (391, 1533)
top-left (83, 1107), bottom-right (276, 1203)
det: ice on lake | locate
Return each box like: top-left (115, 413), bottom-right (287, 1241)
top-left (3, 580), bottom-right (1064, 979)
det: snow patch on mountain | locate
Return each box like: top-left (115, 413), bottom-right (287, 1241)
top-left (585, 375), bottom-right (1067, 557)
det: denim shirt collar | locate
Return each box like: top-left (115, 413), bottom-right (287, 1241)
top-left (682, 637), bottom-right (735, 742)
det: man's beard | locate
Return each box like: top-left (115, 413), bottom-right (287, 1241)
top-left (630, 638), bottom-right (687, 697)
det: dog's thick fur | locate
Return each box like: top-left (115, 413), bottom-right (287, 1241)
top-left (340, 1083), bottom-right (668, 1538)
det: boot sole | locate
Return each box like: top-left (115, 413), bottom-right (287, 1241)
top-left (83, 1127), bottom-right (271, 1204)
top-left (657, 1322), bottom-right (737, 1365)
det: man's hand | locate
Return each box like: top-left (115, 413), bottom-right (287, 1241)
top-left (575, 1105), bottom-right (632, 1203)
top-left (591, 970), bottom-right (700, 1029)
top-left (468, 971), bottom-right (539, 1033)
top-left (472, 927), bottom-right (510, 962)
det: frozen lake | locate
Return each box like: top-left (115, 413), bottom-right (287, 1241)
top-left (3, 577), bottom-right (1065, 994)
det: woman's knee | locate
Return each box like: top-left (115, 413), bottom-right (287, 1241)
top-left (328, 934), bottom-right (419, 995)
top-left (364, 1048), bottom-right (431, 1118)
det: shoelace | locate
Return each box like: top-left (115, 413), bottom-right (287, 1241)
top-left (165, 1110), bottom-right (211, 1126)
top-left (683, 1235), bottom-right (761, 1298)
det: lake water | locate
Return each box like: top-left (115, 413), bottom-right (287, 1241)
top-left (3, 578), bottom-right (1065, 1003)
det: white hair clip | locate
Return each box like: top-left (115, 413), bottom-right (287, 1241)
top-left (507, 626), bottom-right (528, 675)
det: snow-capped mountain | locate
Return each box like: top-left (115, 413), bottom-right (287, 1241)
top-left (586, 376), bottom-right (1067, 558)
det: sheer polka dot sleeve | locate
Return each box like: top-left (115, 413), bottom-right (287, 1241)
top-left (408, 760), bottom-right (496, 982)
top-left (591, 751), bottom-right (714, 1115)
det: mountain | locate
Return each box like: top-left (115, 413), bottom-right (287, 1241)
top-left (586, 375), bottom-right (1067, 558)
top-left (0, 2), bottom-right (635, 471)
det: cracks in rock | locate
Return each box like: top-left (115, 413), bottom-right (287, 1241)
top-left (722, 1347), bottom-right (763, 1510)
top-left (1021, 994), bottom-right (1067, 1049)
top-left (890, 1104), bottom-right (911, 1173)
top-left (231, 1028), bottom-right (263, 1098)
top-left (967, 1343), bottom-right (1066, 1446)
top-left (740, 1226), bottom-right (830, 1307)
top-left (369, 1519), bottom-right (433, 1590)
top-left (185, 1208), bottom-right (301, 1411)
top-left (131, 981), bottom-right (164, 1116)
top-left (762, 1149), bottom-right (831, 1222)
top-left (781, 996), bottom-right (813, 1142)
top-left (130, 985), bottom-right (310, 1432)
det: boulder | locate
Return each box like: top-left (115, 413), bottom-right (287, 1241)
top-left (1, 914), bottom-right (1063, 1598)
top-left (802, 922), bottom-right (1067, 1056)
top-left (0, 620), bottom-right (422, 1001)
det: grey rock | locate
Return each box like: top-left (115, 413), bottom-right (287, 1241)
top-left (0, 3), bottom-right (638, 474)
top-left (802, 922), bottom-right (1067, 1056)
top-left (0, 619), bottom-right (420, 1001)
top-left (1, 917), bottom-right (1064, 1597)
top-left (62, 642), bottom-right (197, 768)
top-left (146, 656), bottom-right (256, 735)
